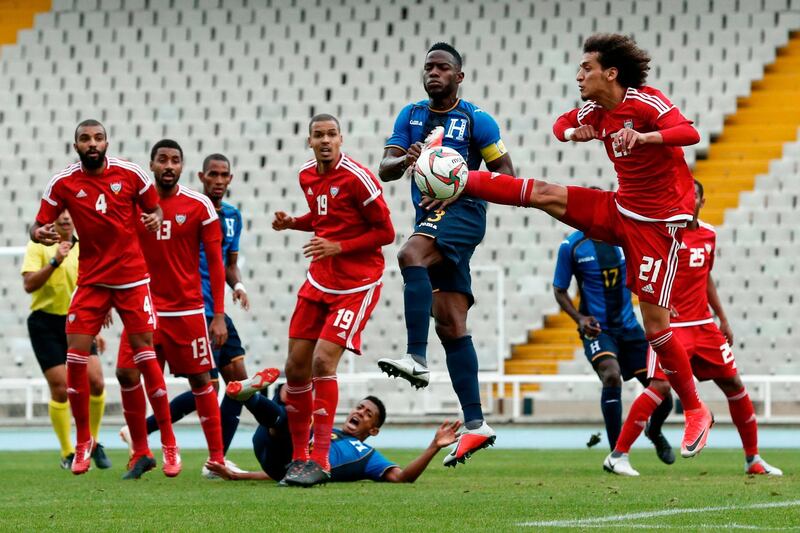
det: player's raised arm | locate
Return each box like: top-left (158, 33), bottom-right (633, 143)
top-left (381, 420), bottom-right (461, 483)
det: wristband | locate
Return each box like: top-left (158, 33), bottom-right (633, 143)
top-left (564, 128), bottom-right (576, 141)
top-left (49, 257), bottom-right (60, 268)
top-left (234, 282), bottom-right (246, 293)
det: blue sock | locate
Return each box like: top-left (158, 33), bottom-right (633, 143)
top-left (443, 336), bottom-right (483, 426)
top-left (146, 390), bottom-right (197, 434)
top-left (601, 386), bottom-right (622, 450)
top-left (401, 266), bottom-right (432, 363)
top-left (244, 393), bottom-right (286, 428)
top-left (220, 396), bottom-right (243, 454)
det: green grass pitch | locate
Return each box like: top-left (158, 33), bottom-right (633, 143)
top-left (1, 448), bottom-right (798, 531)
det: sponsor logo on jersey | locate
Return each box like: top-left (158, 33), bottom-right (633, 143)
top-left (577, 256), bottom-right (596, 263)
top-left (76, 189), bottom-right (87, 198)
top-left (409, 120), bottom-right (423, 126)
top-left (110, 182), bottom-right (122, 194)
top-left (624, 119), bottom-right (634, 129)
top-left (175, 214), bottom-right (186, 225)
top-left (330, 186), bottom-right (339, 198)
top-left (641, 283), bottom-right (655, 294)
top-left (307, 187), bottom-right (313, 195)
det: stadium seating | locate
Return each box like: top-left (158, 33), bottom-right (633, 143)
top-left (1, 0), bottom-right (799, 418)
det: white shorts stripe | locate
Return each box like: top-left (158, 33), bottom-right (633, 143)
top-left (658, 226), bottom-right (681, 307)
top-left (346, 284), bottom-right (377, 351)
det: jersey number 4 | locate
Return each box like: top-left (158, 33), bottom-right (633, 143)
top-left (95, 193), bottom-right (107, 214)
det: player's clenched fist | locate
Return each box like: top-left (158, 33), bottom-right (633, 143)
top-left (140, 208), bottom-right (163, 232)
top-left (567, 124), bottom-right (599, 142)
top-left (272, 211), bottom-right (294, 231)
top-left (55, 240), bottom-right (73, 262)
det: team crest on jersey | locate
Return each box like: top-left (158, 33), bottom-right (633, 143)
top-left (68, 313), bottom-right (76, 323)
top-left (624, 119), bottom-right (634, 129)
top-left (110, 182), bottom-right (122, 194)
top-left (330, 186), bottom-right (339, 198)
top-left (704, 243), bottom-right (712, 253)
top-left (175, 214), bottom-right (186, 225)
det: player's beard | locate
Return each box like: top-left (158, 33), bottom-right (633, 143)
top-left (156, 172), bottom-right (179, 190)
top-left (79, 148), bottom-right (106, 170)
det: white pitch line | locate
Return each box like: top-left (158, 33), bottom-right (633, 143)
top-left (518, 499), bottom-right (800, 528)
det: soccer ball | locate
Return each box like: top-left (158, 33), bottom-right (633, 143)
top-left (413, 146), bottom-right (469, 201)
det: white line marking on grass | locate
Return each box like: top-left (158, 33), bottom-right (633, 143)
top-left (572, 523), bottom-right (799, 530)
top-left (517, 499), bottom-right (800, 528)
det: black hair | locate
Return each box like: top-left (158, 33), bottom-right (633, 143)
top-left (150, 139), bottom-right (184, 162)
top-left (694, 179), bottom-right (704, 199)
top-left (583, 33), bottom-right (651, 88)
top-left (202, 153), bottom-right (231, 173)
top-left (74, 119), bottom-right (106, 142)
top-left (427, 42), bottom-right (462, 69)
top-left (363, 395), bottom-right (386, 427)
top-left (308, 113), bottom-right (341, 134)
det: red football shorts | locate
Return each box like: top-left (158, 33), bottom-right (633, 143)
top-left (648, 322), bottom-right (738, 381)
top-left (561, 186), bottom-right (684, 307)
top-left (288, 280), bottom-right (381, 355)
top-left (66, 283), bottom-right (156, 336)
top-left (118, 311), bottom-right (215, 375)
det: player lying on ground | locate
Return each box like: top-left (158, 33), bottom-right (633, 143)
top-left (271, 114), bottom-right (395, 486)
top-left (22, 208), bottom-right (111, 470)
top-left (206, 370), bottom-right (461, 484)
top-left (603, 180), bottom-right (782, 476)
top-left (430, 33), bottom-right (714, 459)
top-left (30, 119), bottom-right (166, 475)
top-left (117, 139), bottom-right (229, 479)
top-left (133, 153), bottom-right (250, 476)
top-left (553, 210), bottom-right (674, 462)
top-left (377, 42), bottom-right (515, 466)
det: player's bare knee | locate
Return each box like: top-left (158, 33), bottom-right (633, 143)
top-left (49, 383), bottom-right (68, 403)
top-left (284, 358), bottom-right (310, 382)
top-left (187, 372), bottom-right (211, 389)
top-left (715, 375), bottom-right (744, 395)
top-left (115, 368), bottom-right (139, 388)
top-left (532, 180), bottom-right (567, 216)
top-left (650, 378), bottom-right (671, 397)
top-left (88, 377), bottom-right (104, 396)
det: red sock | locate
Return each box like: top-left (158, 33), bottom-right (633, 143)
top-left (465, 170), bottom-right (535, 207)
top-left (727, 387), bottom-right (758, 456)
top-left (193, 384), bottom-right (224, 463)
top-left (310, 376), bottom-right (338, 471)
top-left (285, 380), bottom-right (313, 462)
top-left (648, 329), bottom-right (701, 410)
top-left (615, 385), bottom-right (664, 453)
top-left (134, 349), bottom-right (176, 447)
top-left (120, 382), bottom-right (150, 457)
top-left (66, 350), bottom-right (91, 442)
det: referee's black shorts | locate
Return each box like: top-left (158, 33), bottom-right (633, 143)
top-left (27, 310), bottom-right (97, 373)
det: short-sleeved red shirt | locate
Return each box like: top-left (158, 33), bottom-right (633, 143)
top-left (36, 157), bottom-right (158, 288)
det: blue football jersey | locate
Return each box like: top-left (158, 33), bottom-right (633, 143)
top-left (386, 98), bottom-right (507, 219)
top-left (328, 429), bottom-right (397, 482)
top-left (199, 201), bottom-right (242, 317)
top-left (553, 231), bottom-right (639, 331)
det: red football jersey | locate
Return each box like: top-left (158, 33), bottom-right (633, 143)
top-left (671, 221), bottom-right (716, 326)
top-left (299, 154), bottom-right (390, 292)
top-left (36, 157), bottom-right (159, 288)
top-left (558, 86), bottom-right (695, 222)
top-left (136, 185), bottom-right (221, 313)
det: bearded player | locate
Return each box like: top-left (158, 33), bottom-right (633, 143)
top-left (440, 34), bottom-right (714, 458)
top-left (117, 139), bottom-right (228, 478)
top-left (30, 119), bottom-right (171, 475)
top-left (603, 180), bottom-right (782, 476)
top-left (270, 113), bottom-right (395, 487)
